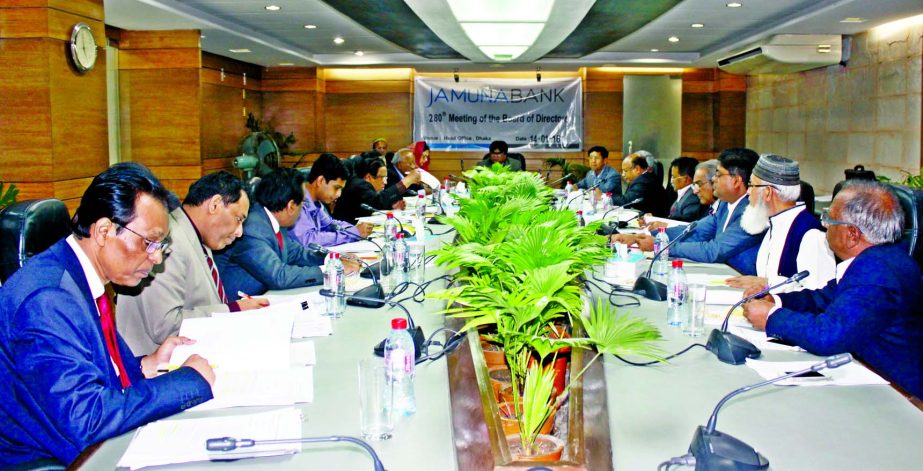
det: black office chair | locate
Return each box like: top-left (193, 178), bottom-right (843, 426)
top-left (0, 199), bottom-right (71, 283)
top-left (889, 184), bottom-right (923, 268)
top-left (799, 180), bottom-right (816, 217)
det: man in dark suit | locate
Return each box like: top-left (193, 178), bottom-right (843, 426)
top-left (476, 140), bottom-right (524, 171)
top-left (386, 148), bottom-right (426, 196)
top-left (0, 163), bottom-right (215, 467)
top-left (334, 156), bottom-right (421, 224)
top-left (611, 151), bottom-right (668, 217)
top-left (215, 168), bottom-right (337, 299)
top-left (744, 181), bottom-right (923, 399)
top-left (667, 156), bottom-right (707, 222)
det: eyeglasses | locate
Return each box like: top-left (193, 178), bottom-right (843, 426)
top-left (114, 222), bottom-right (170, 254)
top-left (713, 172), bottom-right (735, 181)
top-left (749, 183), bottom-right (777, 191)
top-left (820, 210), bottom-right (854, 228)
top-left (692, 180), bottom-right (712, 189)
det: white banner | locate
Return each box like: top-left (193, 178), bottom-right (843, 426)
top-left (413, 77), bottom-right (582, 152)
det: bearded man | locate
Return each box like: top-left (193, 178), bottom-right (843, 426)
top-left (726, 154), bottom-right (835, 294)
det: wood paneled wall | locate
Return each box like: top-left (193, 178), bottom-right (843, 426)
top-left (0, 0), bottom-right (107, 212)
top-left (682, 69), bottom-right (748, 160)
top-left (201, 53), bottom-right (263, 175)
top-left (118, 30), bottom-right (202, 197)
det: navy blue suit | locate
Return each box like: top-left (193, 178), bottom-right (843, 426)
top-left (0, 239), bottom-right (212, 466)
top-left (767, 244), bottom-right (923, 398)
top-left (669, 188), bottom-right (707, 222)
top-left (666, 195), bottom-right (763, 275)
top-left (215, 203), bottom-right (324, 300)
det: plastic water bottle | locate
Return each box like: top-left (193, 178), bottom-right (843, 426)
top-left (324, 253), bottom-right (345, 318)
top-left (383, 212), bottom-right (398, 242)
top-left (384, 318), bottom-right (416, 416)
top-left (652, 227), bottom-right (671, 282)
top-left (576, 210), bottom-right (585, 227)
top-left (603, 192), bottom-right (612, 212)
top-left (564, 180), bottom-right (574, 193)
top-left (667, 259), bottom-right (688, 327)
top-left (414, 191), bottom-right (426, 239)
top-left (392, 233), bottom-right (409, 285)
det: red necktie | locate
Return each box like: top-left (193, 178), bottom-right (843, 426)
top-left (202, 246), bottom-right (228, 304)
top-left (97, 293), bottom-right (132, 389)
top-left (275, 231), bottom-right (284, 251)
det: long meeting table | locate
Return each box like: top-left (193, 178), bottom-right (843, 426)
top-left (78, 237), bottom-right (923, 470)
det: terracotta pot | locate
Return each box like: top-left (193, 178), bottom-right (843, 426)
top-left (532, 325), bottom-right (572, 397)
top-left (506, 433), bottom-right (565, 462)
top-left (498, 402), bottom-right (554, 436)
top-left (498, 384), bottom-right (517, 405)
top-left (488, 366), bottom-right (512, 401)
top-left (479, 336), bottom-right (507, 368)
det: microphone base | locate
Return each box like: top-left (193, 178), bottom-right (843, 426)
top-left (347, 284), bottom-right (386, 308)
top-left (373, 326), bottom-right (426, 360)
top-left (632, 276), bottom-right (667, 301)
top-left (689, 425), bottom-right (769, 471)
top-left (706, 330), bottom-right (762, 365)
top-left (427, 217), bottom-right (445, 225)
top-left (597, 222), bottom-right (619, 236)
top-left (360, 261), bottom-right (380, 279)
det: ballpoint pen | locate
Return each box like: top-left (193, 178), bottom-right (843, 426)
top-left (238, 291), bottom-right (252, 299)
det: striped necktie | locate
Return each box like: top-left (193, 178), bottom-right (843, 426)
top-left (97, 293), bottom-right (131, 389)
top-left (202, 246), bottom-right (227, 303)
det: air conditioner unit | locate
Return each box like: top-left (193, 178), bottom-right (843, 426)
top-left (718, 34), bottom-right (845, 75)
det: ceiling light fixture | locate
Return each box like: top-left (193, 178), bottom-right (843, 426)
top-left (840, 17), bottom-right (866, 23)
top-left (304, 24), bottom-right (317, 29)
top-left (668, 36), bottom-right (680, 42)
top-left (265, 5), bottom-right (281, 11)
top-left (229, 48), bottom-right (251, 53)
top-left (650, 48), bottom-right (659, 52)
top-left (691, 23), bottom-right (704, 28)
top-left (448, 0), bottom-right (553, 62)
top-left (816, 44), bottom-right (832, 53)
top-left (726, 2), bottom-right (742, 7)
top-left (333, 37), bottom-right (345, 44)
top-left (279, 62), bottom-right (294, 66)
top-left (354, 50), bottom-right (364, 56)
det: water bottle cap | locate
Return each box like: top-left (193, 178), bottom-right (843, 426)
top-left (396, 233), bottom-right (404, 239)
top-left (391, 318), bottom-right (408, 329)
top-left (440, 184), bottom-right (446, 189)
top-left (658, 227), bottom-right (667, 233)
top-left (331, 252), bottom-right (340, 259)
top-left (672, 259), bottom-right (683, 268)
top-left (606, 192), bottom-right (612, 196)
top-left (386, 212), bottom-right (394, 219)
top-left (576, 210), bottom-right (583, 215)
top-left (418, 193), bottom-right (425, 198)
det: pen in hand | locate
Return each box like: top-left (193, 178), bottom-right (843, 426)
top-left (237, 291), bottom-right (252, 299)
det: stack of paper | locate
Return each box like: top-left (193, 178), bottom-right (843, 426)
top-left (745, 358), bottom-right (890, 387)
top-left (117, 408), bottom-right (302, 470)
top-left (222, 294), bottom-right (333, 338)
top-left (191, 367), bottom-right (314, 411)
top-left (729, 326), bottom-right (805, 352)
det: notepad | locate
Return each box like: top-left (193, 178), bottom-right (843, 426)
top-left (117, 408), bottom-right (302, 470)
top-left (190, 366), bottom-right (314, 411)
top-left (169, 312), bottom-right (294, 371)
top-left (746, 358), bottom-right (889, 387)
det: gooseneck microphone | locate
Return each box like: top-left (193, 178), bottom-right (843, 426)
top-left (319, 289), bottom-right (425, 360)
top-left (547, 173), bottom-right (574, 188)
top-left (679, 354), bottom-right (852, 471)
top-left (307, 243), bottom-right (384, 306)
top-left (596, 198), bottom-right (643, 235)
top-left (206, 435), bottom-right (385, 471)
top-left (706, 270), bottom-right (809, 365)
top-left (631, 220), bottom-right (698, 301)
top-left (359, 204), bottom-right (408, 237)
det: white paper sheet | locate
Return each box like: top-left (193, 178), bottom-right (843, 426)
top-left (190, 366), bottom-right (314, 411)
top-left (418, 168), bottom-right (441, 189)
top-left (290, 341), bottom-right (316, 365)
top-left (686, 273), bottom-right (733, 287)
top-left (329, 240), bottom-right (382, 253)
top-left (705, 288), bottom-right (744, 306)
top-left (729, 326), bottom-right (805, 352)
top-left (643, 216), bottom-right (689, 228)
top-left (291, 312), bottom-right (334, 338)
top-left (117, 408), bottom-right (302, 470)
top-left (169, 312), bottom-right (294, 371)
top-left (745, 358), bottom-right (890, 387)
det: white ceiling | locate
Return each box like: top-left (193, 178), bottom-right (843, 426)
top-left (104, 0), bottom-right (923, 70)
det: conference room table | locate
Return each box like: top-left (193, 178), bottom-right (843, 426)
top-left (79, 234), bottom-right (923, 470)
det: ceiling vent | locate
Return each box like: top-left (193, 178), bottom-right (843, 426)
top-left (718, 34), bottom-right (844, 75)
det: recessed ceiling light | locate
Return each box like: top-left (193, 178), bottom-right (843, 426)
top-left (817, 44), bottom-right (832, 53)
top-left (200, 34), bottom-right (206, 39)
top-left (333, 37), bottom-right (345, 44)
top-left (650, 48), bottom-right (659, 52)
top-left (840, 17), bottom-right (866, 23)
top-left (229, 48), bottom-right (251, 53)
top-left (304, 24), bottom-right (317, 29)
top-left (279, 62), bottom-right (294, 66)
top-left (726, 2), bottom-right (741, 7)
top-left (265, 5), bottom-right (281, 11)
top-left (354, 50), bottom-right (364, 56)
top-left (691, 23), bottom-right (704, 28)
top-left (668, 36), bottom-right (680, 42)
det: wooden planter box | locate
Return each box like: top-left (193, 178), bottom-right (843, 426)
top-left (446, 317), bottom-right (612, 470)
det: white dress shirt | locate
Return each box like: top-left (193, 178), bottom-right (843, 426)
top-left (756, 204), bottom-right (836, 293)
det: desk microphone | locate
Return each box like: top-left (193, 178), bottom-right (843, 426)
top-left (679, 353), bottom-right (852, 471)
top-left (632, 220), bottom-right (698, 301)
top-left (547, 173), bottom-right (573, 188)
top-left (319, 289), bottom-right (425, 360)
top-left (359, 204), bottom-right (410, 237)
top-left (562, 186), bottom-right (599, 209)
top-left (206, 435), bottom-right (384, 471)
top-left (307, 243), bottom-right (384, 306)
top-left (596, 198), bottom-right (643, 234)
top-left (705, 270), bottom-right (809, 365)
top-left (447, 173), bottom-right (467, 183)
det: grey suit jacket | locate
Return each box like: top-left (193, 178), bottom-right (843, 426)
top-left (214, 203), bottom-right (324, 299)
top-left (116, 208), bottom-right (229, 355)
top-left (669, 187), bottom-right (707, 222)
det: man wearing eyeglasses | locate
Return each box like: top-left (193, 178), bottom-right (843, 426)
top-left (477, 140), bottom-right (523, 171)
top-left (666, 156), bottom-right (707, 222)
top-left (725, 154), bottom-right (835, 294)
top-left (116, 171), bottom-right (269, 355)
top-left (334, 156), bottom-right (418, 225)
top-left (744, 180), bottom-right (923, 399)
top-left (613, 148), bottom-right (764, 274)
top-left (0, 163), bottom-right (215, 467)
